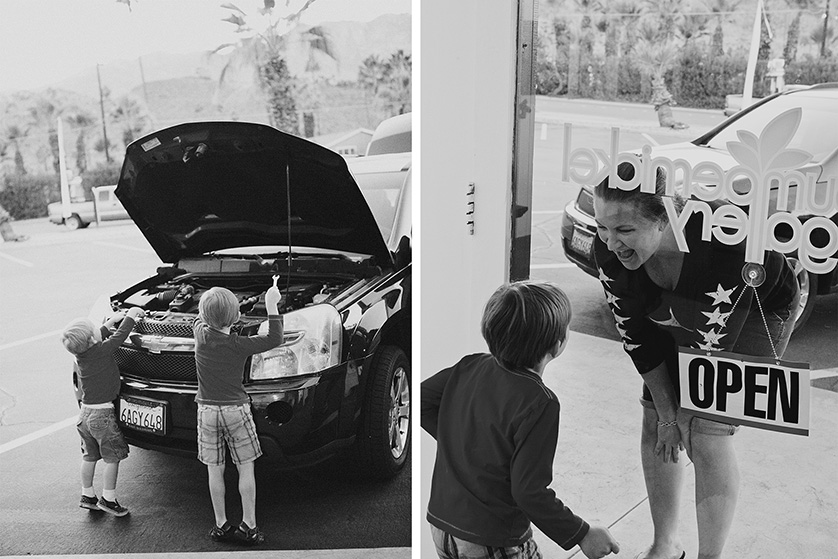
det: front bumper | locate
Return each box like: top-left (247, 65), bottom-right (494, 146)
top-left (560, 201), bottom-right (598, 278)
top-left (117, 361), bottom-right (362, 469)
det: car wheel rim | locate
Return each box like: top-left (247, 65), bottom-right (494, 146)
top-left (388, 366), bottom-right (410, 460)
top-left (788, 257), bottom-right (810, 323)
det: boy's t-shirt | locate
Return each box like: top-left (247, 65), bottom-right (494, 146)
top-left (76, 317), bottom-right (137, 405)
top-left (421, 353), bottom-right (589, 549)
top-left (193, 315), bottom-right (282, 406)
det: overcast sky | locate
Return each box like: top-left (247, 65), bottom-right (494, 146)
top-left (0, 0), bottom-right (411, 92)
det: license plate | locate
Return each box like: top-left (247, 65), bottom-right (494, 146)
top-left (570, 227), bottom-right (594, 257)
top-left (119, 396), bottom-right (168, 435)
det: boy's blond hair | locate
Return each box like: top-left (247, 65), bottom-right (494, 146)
top-left (60, 318), bottom-right (97, 355)
top-left (481, 281), bottom-right (572, 371)
top-left (198, 287), bottom-right (241, 329)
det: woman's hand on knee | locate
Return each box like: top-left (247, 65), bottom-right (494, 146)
top-left (654, 422), bottom-right (682, 463)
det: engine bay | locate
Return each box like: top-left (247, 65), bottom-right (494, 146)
top-left (110, 252), bottom-right (380, 329)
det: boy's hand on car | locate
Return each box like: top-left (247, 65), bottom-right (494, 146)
top-left (126, 307), bottom-right (146, 321)
top-left (104, 311), bottom-right (127, 328)
top-left (264, 286), bottom-right (282, 311)
top-left (579, 524), bottom-right (620, 558)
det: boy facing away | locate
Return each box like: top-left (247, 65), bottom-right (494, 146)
top-left (193, 285), bottom-right (282, 546)
top-left (421, 281), bottom-right (620, 559)
top-left (61, 307), bottom-right (146, 517)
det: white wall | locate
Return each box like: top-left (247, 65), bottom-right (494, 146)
top-left (420, 1), bottom-right (519, 375)
top-left (419, 3), bottom-right (520, 555)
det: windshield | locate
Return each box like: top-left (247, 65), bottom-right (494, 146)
top-left (706, 92), bottom-right (838, 161)
top-left (359, 181), bottom-right (403, 242)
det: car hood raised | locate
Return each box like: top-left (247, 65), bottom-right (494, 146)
top-left (116, 121), bottom-right (391, 265)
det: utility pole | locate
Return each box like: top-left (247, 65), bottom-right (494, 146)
top-left (822, 0), bottom-right (831, 58)
top-left (96, 64), bottom-right (111, 163)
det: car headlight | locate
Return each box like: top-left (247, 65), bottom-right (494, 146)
top-left (249, 304), bottom-right (342, 380)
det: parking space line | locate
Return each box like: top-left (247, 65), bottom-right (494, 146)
top-left (93, 241), bottom-right (156, 254)
top-left (0, 251), bottom-right (34, 267)
top-left (0, 329), bottom-right (63, 351)
top-left (0, 415), bottom-right (76, 456)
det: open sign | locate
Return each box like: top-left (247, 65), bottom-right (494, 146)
top-left (678, 348), bottom-right (810, 436)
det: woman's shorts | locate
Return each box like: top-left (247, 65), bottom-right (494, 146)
top-left (640, 398), bottom-right (739, 436)
top-left (197, 403), bottom-right (262, 466)
top-left (77, 407), bottom-right (129, 463)
top-left (429, 525), bottom-right (542, 559)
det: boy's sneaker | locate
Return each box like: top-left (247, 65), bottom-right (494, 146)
top-left (234, 522), bottom-right (265, 546)
top-left (209, 521), bottom-right (236, 542)
top-left (79, 495), bottom-right (99, 511)
top-left (97, 497), bottom-right (129, 517)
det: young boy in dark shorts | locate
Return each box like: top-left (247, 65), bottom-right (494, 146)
top-left (421, 281), bottom-right (621, 559)
top-left (193, 285), bottom-right (282, 546)
top-left (61, 307), bottom-right (145, 517)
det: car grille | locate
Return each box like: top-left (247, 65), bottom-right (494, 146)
top-left (135, 318), bottom-right (194, 338)
top-left (115, 347), bottom-right (197, 382)
top-left (576, 188), bottom-right (594, 217)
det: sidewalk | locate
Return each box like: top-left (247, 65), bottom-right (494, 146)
top-left (2, 550), bottom-right (411, 559)
top-left (420, 329), bottom-right (838, 558)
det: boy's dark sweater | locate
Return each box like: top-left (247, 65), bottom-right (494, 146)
top-left (76, 317), bottom-right (136, 405)
top-left (193, 315), bottom-right (282, 406)
top-left (421, 353), bottom-right (589, 549)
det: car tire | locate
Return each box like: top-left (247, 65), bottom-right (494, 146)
top-left (788, 257), bottom-right (817, 333)
top-left (357, 345), bottom-right (410, 479)
top-left (65, 214), bottom-right (83, 230)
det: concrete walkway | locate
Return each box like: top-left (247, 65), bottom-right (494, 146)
top-left (420, 329), bottom-right (838, 558)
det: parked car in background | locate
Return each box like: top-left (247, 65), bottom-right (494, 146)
top-left (47, 184), bottom-right (130, 230)
top-left (561, 83), bottom-right (838, 332)
top-left (364, 112), bottom-right (411, 156)
top-left (76, 120), bottom-right (412, 479)
top-left (348, 113), bottom-right (412, 245)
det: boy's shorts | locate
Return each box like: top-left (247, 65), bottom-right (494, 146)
top-left (77, 406), bottom-right (129, 463)
top-left (429, 525), bottom-right (542, 559)
top-left (640, 397), bottom-right (739, 436)
top-left (197, 403), bottom-right (262, 466)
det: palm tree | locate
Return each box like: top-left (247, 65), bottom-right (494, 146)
top-left (110, 95), bottom-right (150, 148)
top-left (67, 112), bottom-right (95, 173)
top-left (635, 21), bottom-right (688, 129)
top-left (613, 0), bottom-right (643, 55)
top-left (783, 0), bottom-right (811, 62)
top-left (4, 125), bottom-right (26, 175)
top-left (213, 0), bottom-right (334, 134)
top-left (703, 0), bottom-right (741, 56)
top-left (27, 91), bottom-right (63, 177)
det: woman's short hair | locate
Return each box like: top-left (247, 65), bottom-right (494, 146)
top-left (198, 287), bottom-right (241, 329)
top-left (594, 161), bottom-right (683, 224)
top-left (480, 281), bottom-right (572, 371)
top-left (60, 318), bottom-right (96, 355)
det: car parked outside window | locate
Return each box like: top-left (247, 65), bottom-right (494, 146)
top-left (560, 83), bottom-right (838, 331)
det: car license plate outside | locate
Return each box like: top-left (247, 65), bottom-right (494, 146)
top-left (119, 396), bottom-right (167, 435)
top-left (570, 228), bottom-right (594, 257)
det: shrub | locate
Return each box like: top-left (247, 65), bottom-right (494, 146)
top-left (0, 174), bottom-right (59, 219)
top-left (80, 163), bottom-right (121, 200)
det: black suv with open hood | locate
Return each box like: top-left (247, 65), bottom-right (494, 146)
top-left (76, 121), bottom-right (411, 479)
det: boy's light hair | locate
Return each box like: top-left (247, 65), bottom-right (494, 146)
top-left (199, 287), bottom-right (240, 329)
top-left (60, 318), bottom-right (97, 355)
top-left (481, 281), bottom-right (572, 371)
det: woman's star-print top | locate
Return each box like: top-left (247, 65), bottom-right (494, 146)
top-left (593, 207), bottom-right (798, 376)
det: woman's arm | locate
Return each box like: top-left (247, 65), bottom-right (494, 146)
top-left (641, 361), bottom-right (685, 462)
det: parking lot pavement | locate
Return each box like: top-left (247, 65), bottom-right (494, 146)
top-left (1, 550), bottom-right (411, 559)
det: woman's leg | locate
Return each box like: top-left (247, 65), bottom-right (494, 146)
top-left (639, 406), bottom-right (686, 559)
top-left (691, 428), bottom-right (740, 559)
